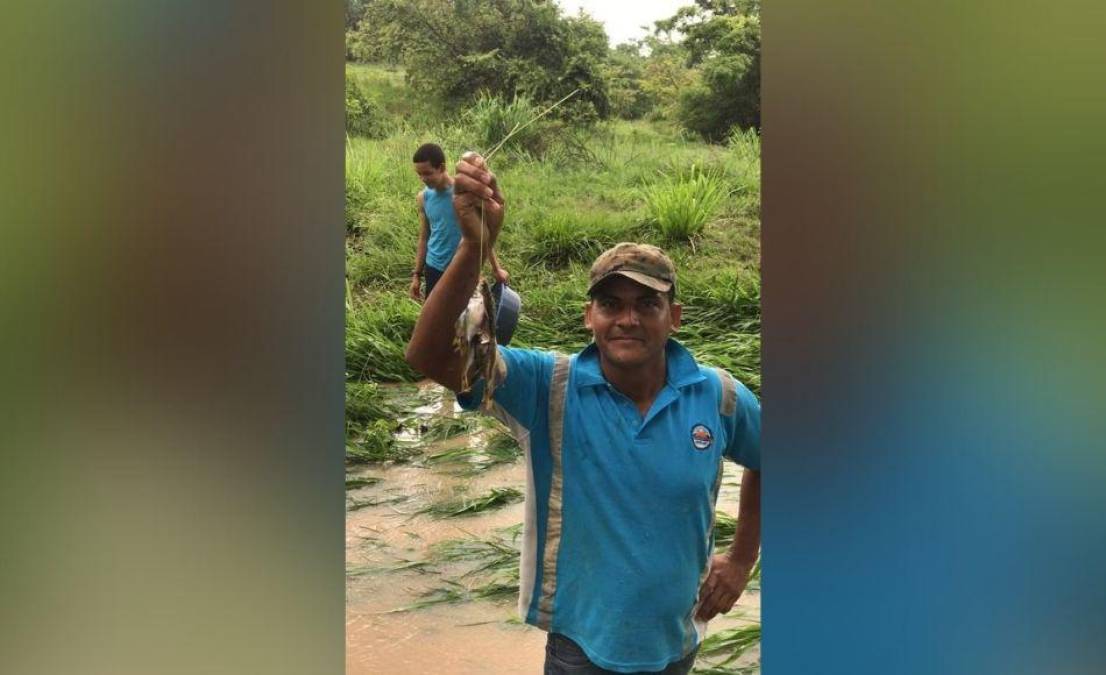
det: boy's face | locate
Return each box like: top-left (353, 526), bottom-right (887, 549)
top-left (413, 161), bottom-right (448, 190)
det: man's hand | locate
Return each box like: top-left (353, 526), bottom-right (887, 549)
top-left (453, 152), bottom-right (504, 248)
top-left (493, 266), bottom-right (510, 285)
top-left (408, 275), bottom-right (422, 302)
top-left (695, 553), bottom-right (756, 622)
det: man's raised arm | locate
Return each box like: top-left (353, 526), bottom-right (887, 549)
top-left (404, 153), bottom-right (504, 392)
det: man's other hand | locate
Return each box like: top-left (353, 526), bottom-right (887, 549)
top-left (408, 275), bottom-right (422, 302)
top-left (695, 553), bottom-right (755, 622)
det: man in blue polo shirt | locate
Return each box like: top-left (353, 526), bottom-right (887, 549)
top-left (405, 153), bottom-right (761, 674)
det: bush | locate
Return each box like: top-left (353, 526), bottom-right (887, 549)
top-left (465, 93), bottom-right (555, 160)
top-left (350, 0), bottom-right (611, 122)
top-left (345, 78), bottom-right (388, 138)
top-left (642, 169), bottom-right (728, 243)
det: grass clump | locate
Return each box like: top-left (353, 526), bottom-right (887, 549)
top-left (390, 525), bottom-right (524, 611)
top-left (727, 126), bottom-right (761, 216)
top-left (467, 93), bottom-right (554, 160)
top-left (693, 624), bottom-right (761, 674)
top-left (347, 493), bottom-right (411, 511)
top-left (421, 414), bottom-right (479, 443)
top-left (643, 168), bottom-right (729, 244)
top-left (484, 428), bottom-right (522, 463)
top-left (346, 381), bottom-right (396, 428)
top-left (418, 487), bottom-right (523, 518)
top-left (346, 294), bottom-right (420, 383)
top-left (346, 420), bottom-right (419, 464)
top-left (345, 475), bottom-right (381, 491)
top-left (427, 426), bottom-right (522, 472)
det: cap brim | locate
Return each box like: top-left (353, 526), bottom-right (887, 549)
top-left (588, 270), bottom-right (673, 294)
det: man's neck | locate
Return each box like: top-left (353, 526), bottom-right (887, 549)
top-left (600, 355), bottom-right (667, 416)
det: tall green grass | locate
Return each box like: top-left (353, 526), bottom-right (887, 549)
top-left (521, 212), bottom-right (639, 267)
top-left (642, 168), bottom-right (729, 244)
top-left (727, 126), bottom-right (761, 215)
top-left (346, 294), bottom-right (420, 383)
top-left (465, 93), bottom-right (553, 160)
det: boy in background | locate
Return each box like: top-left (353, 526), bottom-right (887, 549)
top-left (409, 143), bottom-right (509, 301)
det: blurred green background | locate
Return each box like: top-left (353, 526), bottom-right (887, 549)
top-left (1, 3), bottom-right (344, 674)
top-left (763, 1), bottom-right (1106, 674)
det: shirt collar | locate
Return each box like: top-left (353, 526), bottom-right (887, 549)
top-left (574, 338), bottom-right (706, 390)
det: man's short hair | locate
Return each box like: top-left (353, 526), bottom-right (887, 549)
top-left (412, 143), bottom-right (446, 169)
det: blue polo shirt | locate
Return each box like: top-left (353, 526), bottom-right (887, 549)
top-left (459, 339), bottom-right (760, 673)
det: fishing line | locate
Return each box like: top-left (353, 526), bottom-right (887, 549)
top-left (473, 89), bottom-right (580, 285)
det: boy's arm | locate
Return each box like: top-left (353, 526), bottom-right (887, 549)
top-left (406, 153), bottom-right (504, 392)
top-left (489, 249), bottom-right (509, 285)
top-left (410, 192), bottom-right (430, 301)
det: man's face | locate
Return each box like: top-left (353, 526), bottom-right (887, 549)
top-left (413, 161), bottom-right (447, 190)
top-left (585, 275), bottom-right (681, 371)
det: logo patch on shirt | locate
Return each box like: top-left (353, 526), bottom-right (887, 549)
top-left (691, 424), bottom-right (714, 450)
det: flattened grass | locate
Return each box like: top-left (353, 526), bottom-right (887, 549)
top-left (417, 487), bottom-right (523, 518)
top-left (426, 426), bottom-right (522, 472)
top-left (389, 525), bottom-right (524, 612)
top-left (346, 294), bottom-right (420, 383)
top-left (694, 624), bottom-right (761, 673)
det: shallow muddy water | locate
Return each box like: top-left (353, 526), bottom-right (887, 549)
top-left (347, 382), bottom-right (760, 674)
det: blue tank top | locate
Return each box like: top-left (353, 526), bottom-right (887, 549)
top-left (423, 185), bottom-right (462, 271)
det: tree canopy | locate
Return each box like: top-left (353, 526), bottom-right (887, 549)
top-left (656, 0), bottom-right (760, 139)
top-left (348, 0), bottom-right (611, 122)
top-left (346, 0), bottom-right (760, 141)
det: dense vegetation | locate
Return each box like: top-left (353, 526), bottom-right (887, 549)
top-left (346, 0), bottom-right (760, 140)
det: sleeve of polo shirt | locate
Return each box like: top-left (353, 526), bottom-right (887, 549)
top-left (722, 375), bottom-right (761, 471)
top-left (456, 345), bottom-right (554, 432)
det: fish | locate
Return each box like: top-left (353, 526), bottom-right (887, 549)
top-left (454, 278), bottom-right (499, 410)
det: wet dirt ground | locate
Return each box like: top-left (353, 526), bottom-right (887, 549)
top-left (346, 382), bottom-right (760, 674)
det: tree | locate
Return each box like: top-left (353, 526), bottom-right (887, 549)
top-left (655, 0), bottom-right (760, 140)
top-left (347, 0), bottom-right (611, 122)
top-left (603, 43), bottom-right (654, 120)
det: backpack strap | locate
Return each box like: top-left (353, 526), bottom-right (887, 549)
top-left (714, 367), bottom-right (737, 417)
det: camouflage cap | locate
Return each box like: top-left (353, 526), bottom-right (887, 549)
top-left (588, 242), bottom-right (677, 295)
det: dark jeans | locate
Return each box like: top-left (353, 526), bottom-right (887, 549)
top-left (544, 633), bottom-right (698, 675)
top-left (423, 265), bottom-right (445, 298)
